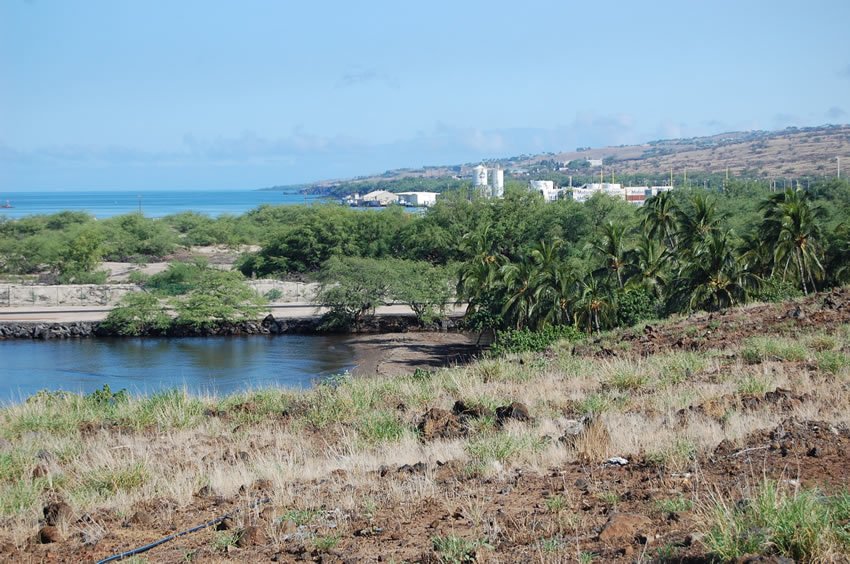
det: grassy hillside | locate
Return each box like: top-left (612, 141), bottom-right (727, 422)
top-left (1, 288), bottom-right (849, 561)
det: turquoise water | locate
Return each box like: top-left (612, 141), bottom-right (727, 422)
top-left (0, 189), bottom-right (322, 219)
top-left (0, 335), bottom-right (356, 402)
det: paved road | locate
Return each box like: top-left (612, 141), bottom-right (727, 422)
top-left (0, 303), bottom-right (467, 323)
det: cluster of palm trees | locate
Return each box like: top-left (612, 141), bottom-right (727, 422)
top-left (459, 188), bottom-right (845, 334)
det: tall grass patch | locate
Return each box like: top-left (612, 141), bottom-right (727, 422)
top-left (701, 481), bottom-right (850, 562)
top-left (741, 336), bottom-right (808, 364)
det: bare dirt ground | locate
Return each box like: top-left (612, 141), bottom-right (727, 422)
top-left (2, 289), bottom-right (850, 563)
top-left (350, 333), bottom-right (482, 378)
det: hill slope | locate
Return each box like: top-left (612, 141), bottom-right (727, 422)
top-left (280, 124), bottom-right (850, 194)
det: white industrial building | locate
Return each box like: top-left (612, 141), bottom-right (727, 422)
top-left (357, 190), bottom-right (399, 206)
top-left (529, 180), bottom-right (567, 202)
top-left (471, 164), bottom-right (505, 198)
top-left (570, 183), bottom-right (672, 205)
top-left (397, 191), bottom-right (439, 207)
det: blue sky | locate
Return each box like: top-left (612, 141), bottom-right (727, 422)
top-left (2, 0), bottom-right (849, 190)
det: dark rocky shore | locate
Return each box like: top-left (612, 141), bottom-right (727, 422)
top-left (0, 314), bottom-right (461, 340)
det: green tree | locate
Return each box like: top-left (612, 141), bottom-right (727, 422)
top-left (671, 231), bottom-right (756, 312)
top-left (102, 292), bottom-right (171, 336)
top-left (173, 271), bottom-right (267, 330)
top-left (757, 188), bottom-right (825, 294)
top-left (641, 190), bottom-right (679, 251)
top-left (316, 257), bottom-right (395, 330)
top-left (387, 260), bottom-right (453, 326)
top-left (573, 275), bottom-right (615, 334)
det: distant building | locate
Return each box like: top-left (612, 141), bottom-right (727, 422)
top-left (471, 164), bottom-right (505, 198)
top-left (397, 191), bottom-right (439, 207)
top-left (570, 183), bottom-right (672, 205)
top-left (360, 190), bottom-right (399, 206)
top-left (587, 159), bottom-right (603, 167)
top-left (529, 180), bottom-right (566, 202)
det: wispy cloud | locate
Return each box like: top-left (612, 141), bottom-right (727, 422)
top-left (840, 64), bottom-right (850, 79)
top-left (336, 68), bottom-right (399, 89)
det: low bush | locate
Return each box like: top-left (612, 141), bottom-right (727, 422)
top-left (490, 325), bottom-right (582, 356)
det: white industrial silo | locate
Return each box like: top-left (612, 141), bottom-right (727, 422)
top-left (472, 164), bottom-right (488, 187)
top-left (491, 168), bottom-right (504, 198)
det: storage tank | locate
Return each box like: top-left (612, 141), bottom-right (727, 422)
top-left (472, 165), bottom-right (488, 187)
top-left (490, 168), bottom-right (504, 197)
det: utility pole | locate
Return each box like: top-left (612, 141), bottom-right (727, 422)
top-left (839, 156), bottom-right (841, 179)
top-left (670, 168), bottom-right (674, 187)
top-left (684, 168), bottom-right (687, 188)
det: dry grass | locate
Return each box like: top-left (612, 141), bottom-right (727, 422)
top-left (0, 318), bottom-right (849, 552)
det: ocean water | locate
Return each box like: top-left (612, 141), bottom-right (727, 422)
top-left (0, 189), bottom-right (323, 219)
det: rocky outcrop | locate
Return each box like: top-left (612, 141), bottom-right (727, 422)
top-left (0, 314), bottom-right (461, 340)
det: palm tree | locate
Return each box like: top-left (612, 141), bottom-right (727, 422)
top-left (592, 221), bottom-right (630, 289)
top-left (641, 190), bottom-right (679, 251)
top-left (624, 234), bottom-right (669, 299)
top-left (758, 188), bottom-right (825, 294)
top-left (675, 193), bottom-right (723, 257)
top-left (500, 258), bottom-right (546, 330)
top-left (574, 275), bottom-right (615, 334)
top-left (671, 230), bottom-right (756, 312)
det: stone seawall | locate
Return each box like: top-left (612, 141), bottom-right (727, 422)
top-left (0, 281), bottom-right (319, 308)
top-left (0, 314), bottom-right (458, 340)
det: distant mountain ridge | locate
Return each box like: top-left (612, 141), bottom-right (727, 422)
top-left (263, 124), bottom-right (849, 194)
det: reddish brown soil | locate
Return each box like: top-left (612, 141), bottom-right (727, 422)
top-left (578, 286), bottom-right (850, 359)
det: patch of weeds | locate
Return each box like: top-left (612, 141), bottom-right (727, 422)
top-left (0, 478), bottom-right (45, 515)
top-left (815, 351), bottom-right (850, 375)
top-left (313, 534), bottom-right (340, 552)
top-left (411, 368), bottom-right (434, 380)
top-left (81, 462), bottom-right (147, 496)
top-left (431, 535), bottom-right (490, 564)
top-left (646, 439), bottom-right (697, 471)
top-left (806, 335), bottom-right (837, 352)
top-left (654, 352), bottom-right (708, 386)
top-left (741, 336), bottom-right (808, 364)
top-left (655, 543), bottom-right (680, 561)
top-left (608, 369), bottom-right (648, 392)
top-left (737, 375), bottom-right (770, 396)
top-left (279, 508), bottom-right (318, 526)
top-left (655, 495), bottom-right (693, 514)
top-left (210, 531), bottom-right (239, 553)
top-left (545, 495), bottom-right (568, 513)
top-left (578, 550), bottom-right (595, 563)
top-left (540, 536), bottom-right (562, 552)
top-left (217, 390), bottom-right (294, 424)
top-left (701, 481), bottom-right (850, 561)
top-left (356, 411), bottom-right (408, 444)
top-left (577, 393), bottom-right (610, 415)
top-left (303, 384), bottom-right (352, 428)
top-left (466, 432), bottom-right (545, 465)
top-left (127, 389), bottom-right (205, 430)
top-left (596, 491), bottom-right (620, 508)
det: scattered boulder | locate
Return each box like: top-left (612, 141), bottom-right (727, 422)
top-left (495, 402), bottom-right (531, 426)
top-left (418, 408), bottom-right (464, 440)
top-left (37, 525), bottom-right (62, 544)
top-left (598, 513), bottom-right (653, 543)
top-left (236, 525), bottom-right (267, 548)
top-left (398, 462), bottom-right (427, 475)
top-left (452, 400), bottom-right (492, 420)
top-left (42, 501), bottom-right (72, 526)
top-left (216, 516), bottom-right (236, 531)
top-left (128, 510), bottom-right (153, 527)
